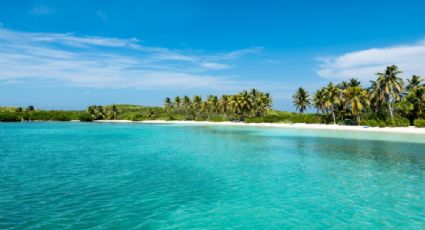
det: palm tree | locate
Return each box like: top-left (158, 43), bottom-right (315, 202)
top-left (26, 105), bottom-right (35, 111)
top-left (109, 104), bottom-right (119, 119)
top-left (200, 101), bottom-right (209, 117)
top-left (229, 95), bottom-right (244, 120)
top-left (174, 96), bottom-right (181, 111)
top-left (348, 78), bottom-right (361, 87)
top-left (343, 87), bottom-right (369, 125)
top-left (164, 97), bottom-right (172, 112)
top-left (193, 95), bottom-right (202, 118)
top-left (219, 95), bottom-right (230, 116)
top-left (261, 92), bottom-right (272, 116)
top-left (376, 65), bottom-right (404, 123)
top-left (249, 88), bottom-right (260, 116)
top-left (406, 75), bottom-right (422, 91)
top-left (87, 105), bottom-right (106, 120)
top-left (337, 81), bottom-right (349, 90)
top-left (401, 85), bottom-right (425, 125)
top-left (207, 95), bottom-right (219, 115)
top-left (292, 87), bottom-right (311, 114)
top-left (324, 83), bottom-right (340, 124)
top-left (164, 89), bottom-right (270, 120)
top-left (183, 96), bottom-right (191, 112)
top-left (182, 96), bottom-right (192, 119)
top-left (368, 80), bottom-right (385, 114)
top-left (87, 105), bottom-right (97, 119)
top-left (239, 90), bottom-right (251, 117)
top-left (313, 89), bottom-right (326, 114)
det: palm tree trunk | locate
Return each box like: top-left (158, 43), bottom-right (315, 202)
top-left (387, 102), bottom-right (394, 124)
top-left (357, 115), bottom-right (360, 126)
top-left (331, 105), bottom-right (336, 125)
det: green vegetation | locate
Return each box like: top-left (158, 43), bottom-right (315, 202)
top-left (296, 65), bottom-right (424, 127)
top-left (163, 89), bottom-right (272, 121)
top-left (414, 119), bottom-right (425, 127)
top-left (292, 87), bottom-right (311, 114)
top-left (0, 107), bottom-right (85, 122)
top-left (1, 65), bottom-right (423, 127)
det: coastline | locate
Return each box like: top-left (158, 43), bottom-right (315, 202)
top-left (93, 120), bottom-right (425, 135)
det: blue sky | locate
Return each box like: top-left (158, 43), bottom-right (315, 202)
top-left (0, 0), bottom-right (424, 110)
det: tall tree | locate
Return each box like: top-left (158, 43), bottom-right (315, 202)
top-left (398, 85), bottom-right (425, 125)
top-left (109, 104), bottom-right (119, 120)
top-left (174, 96), bottom-right (181, 110)
top-left (206, 95), bottom-right (219, 115)
top-left (406, 75), bottom-right (422, 91)
top-left (292, 87), bottom-right (311, 114)
top-left (193, 96), bottom-right (202, 118)
top-left (368, 80), bottom-right (385, 114)
top-left (219, 95), bottom-right (230, 116)
top-left (324, 83), bottom-right (340, 124)
top-left (164, 97), bottom-right (172, 112)
top-left (376, 65), bottom-right (404, 123)
top-left (343, 86), bottom-right (369, 125)
top-left (313, 89), bottom-right (326, 114)
top-left (348, 78), bottom-right (361, 87)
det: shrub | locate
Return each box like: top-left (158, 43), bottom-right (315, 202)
top-left (361, 119), bottom-right (387, 127)
top-left (391, 118), bottom-right (410, 127)
top-left (79, 113), bottom-right (93, 122)
top-left (131, 114), bottom-right (145, 121)
top-left (207, 116), bottom-right (226, 122)
top-left (165, 116), bottom-right (177, 121)
top-left (0, 112), bottom-right (21, 122)
top-left (414, 119), bottom-right (425, 128)
top-left (263, 115), bottom-right (285, 123)
top-left (245, 117), bottom-right (264, 123)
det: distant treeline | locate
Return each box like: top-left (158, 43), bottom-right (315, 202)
top-left (163, 89), bottom-right (272, 121)
top-left (1, 65), bottom-right (424, 127)
top-left (292, 65), bottom-right (425, 127)
top-left (0, 107), bottom-right (89, 122)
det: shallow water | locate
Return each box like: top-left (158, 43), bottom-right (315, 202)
top-left (0, 122), bottom-right (424, 229)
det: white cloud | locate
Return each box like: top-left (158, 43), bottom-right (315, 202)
top-left (316, 39), bottom-right (425, 80)
top-left (200, 62), bottom-right (231, 70)
top-left (0, 27), bottom-right (263, 90)
top-left (221, 47), bottom-right (263, 59)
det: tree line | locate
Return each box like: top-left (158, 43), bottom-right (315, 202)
top-left (163, 89), bottom-right (272, 120)
top-left (292, 65), bottom-right (425, 126)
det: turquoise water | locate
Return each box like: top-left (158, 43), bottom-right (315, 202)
top-left (1, 122), bottom-right (424, 229)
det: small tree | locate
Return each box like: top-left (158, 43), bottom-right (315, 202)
top-left (292, 87), bottom-right (311, 114)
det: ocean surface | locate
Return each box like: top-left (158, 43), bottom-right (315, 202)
top-left (1, 122), bottom-right (424, 229)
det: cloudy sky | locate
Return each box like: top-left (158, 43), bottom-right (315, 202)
top-left (0, 0), bottom-right (424, 110)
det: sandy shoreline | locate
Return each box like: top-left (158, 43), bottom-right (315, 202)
top-left (93, 120), bottom-right (425, 135)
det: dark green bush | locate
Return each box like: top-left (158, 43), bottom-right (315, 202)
top-left (245, 117), bottom-right (264, 123)
top-left (414, 119), bottom-right (425, 127)
top-left (207, 116), bottom-right (226, 122)
top-left (0, 112), bottom-right (21, 121)
top-left (361, 119), bottom-right (387, 127)
top-left (78, 113), bottom-right (93, 122)
top-left (391, 118), bottom-right (410, 127)
top-left (131, 114), bottom-right (145, 121)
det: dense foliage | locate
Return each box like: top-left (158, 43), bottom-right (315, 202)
top-left (0, 109), bottom-right (86, 122)
top-left (293, 65), bottom-right (425, 126)
top-left (163, 89), bottom-right (272, 121)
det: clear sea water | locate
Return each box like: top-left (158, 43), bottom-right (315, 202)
top-left (1, 122), bottom-right (424, 229)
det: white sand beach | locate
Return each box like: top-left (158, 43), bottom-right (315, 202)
top-left (94, 120), bottom-right (425, 135)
